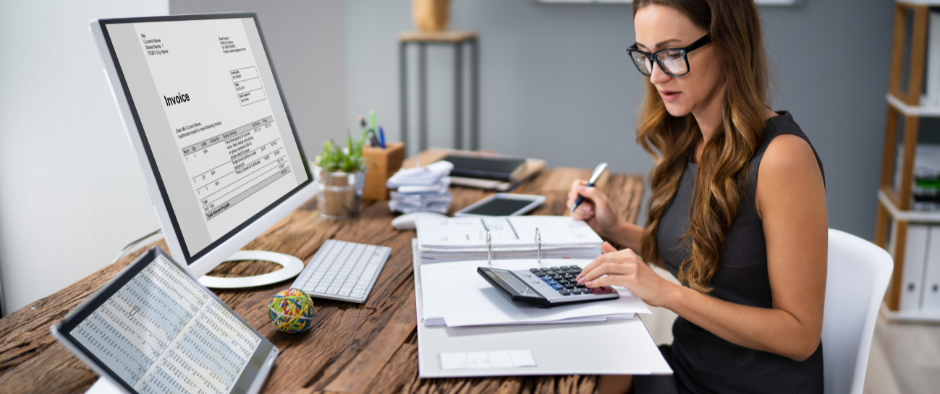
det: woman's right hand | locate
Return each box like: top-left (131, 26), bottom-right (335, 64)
top-left (567, 179), bottom-right (621, 239)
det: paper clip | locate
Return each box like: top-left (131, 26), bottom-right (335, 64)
top-left (486, 229), bottom-right (493, 265)
top-left (535, 228), bottom-right (542, 265)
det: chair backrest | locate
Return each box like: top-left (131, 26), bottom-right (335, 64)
top-left (822, 229), bottom-right (893, 394)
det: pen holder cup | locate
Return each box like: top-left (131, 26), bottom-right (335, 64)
top-left (362, 142), bottom-right (404, 200)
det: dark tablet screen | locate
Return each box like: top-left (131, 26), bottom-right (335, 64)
top-left (464, 197), bottom-right (535, 216)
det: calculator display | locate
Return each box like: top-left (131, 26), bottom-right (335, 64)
top-left (485, 269), bottom-right (531, 294)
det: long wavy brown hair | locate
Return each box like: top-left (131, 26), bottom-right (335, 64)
top-left (635, 0), bottom-right (772, 292)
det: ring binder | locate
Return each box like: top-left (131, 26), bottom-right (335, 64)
top-left (535, 228), bottom-right (542, 265)
top-left (487, 229), bottom-right (493, 265)
top-left (416, 216), bottom-right (604, 262)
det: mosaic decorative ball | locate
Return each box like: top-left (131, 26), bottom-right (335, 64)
top-left (268, 288), bottom-right (316, 334)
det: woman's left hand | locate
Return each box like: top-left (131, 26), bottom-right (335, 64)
top-left (577, 242), bottom-right (675, 308)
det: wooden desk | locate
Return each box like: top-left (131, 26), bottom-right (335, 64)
top-left (0, 167), bottom-right (643, 394)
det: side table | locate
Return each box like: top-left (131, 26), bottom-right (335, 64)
top-left (399, 31), bottom-right (479, 156)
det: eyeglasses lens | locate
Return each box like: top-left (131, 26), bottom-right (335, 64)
top-left (631, 52), bottom-right (653, 75)
top-left (656, 50), bottom-right (687, 76)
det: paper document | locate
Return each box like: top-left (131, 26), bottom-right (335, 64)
top-left (420, 258), bottom-right (651, 327)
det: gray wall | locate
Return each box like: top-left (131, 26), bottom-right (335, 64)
top-left (0, 0), bottom-right (166, 315)
top-left (346, 0), bottom-right (895, 240)
top-left (170, 0), bottom-right (347, 158)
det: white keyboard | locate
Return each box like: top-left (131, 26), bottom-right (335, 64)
top-left (291, 240), bottom-right (391, 303)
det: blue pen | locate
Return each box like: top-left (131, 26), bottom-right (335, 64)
top-left (378, 126), bottom-right (386, 149)
top-left (571, 162), bottom-right (608, 213)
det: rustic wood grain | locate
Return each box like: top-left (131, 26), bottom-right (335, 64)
top-left (0, 166), bottom-right (643, 394)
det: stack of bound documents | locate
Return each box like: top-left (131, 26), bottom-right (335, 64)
top-left (387, 160), bottom-right (453, 214)
top-left (416, 216), bottom-right (605, 262)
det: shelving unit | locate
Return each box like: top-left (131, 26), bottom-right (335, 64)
top-left (874, 0), bottom-right (940, 322)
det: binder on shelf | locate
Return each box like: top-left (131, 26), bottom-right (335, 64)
top-left (899, 224), bottom-right (930, 312)
top-left (924, 10), bottom-right (940, 108)
top-left (922, 226), bottom-right (940, 312)
top-left (415, 216), bottom-right (604, 262)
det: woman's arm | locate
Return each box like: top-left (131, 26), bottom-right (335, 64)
top-left (579, 135), bottom-right (828, 361)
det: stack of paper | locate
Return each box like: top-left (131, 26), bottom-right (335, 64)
top-left (387, 161), bottom-right (453, 214)
top-left (415, 250), bottom-right (651, 328)
top-left (416, 216), bottom-right (604, 262)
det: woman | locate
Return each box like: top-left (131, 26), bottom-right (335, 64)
top-left (568, 0), bottom-right (828, 393)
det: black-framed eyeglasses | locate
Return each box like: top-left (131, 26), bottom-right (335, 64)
top-left (626, 34), bottom-right (711, 77)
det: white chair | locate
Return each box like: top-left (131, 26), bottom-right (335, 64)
top-left (822, 229), bottom-right (894, 394)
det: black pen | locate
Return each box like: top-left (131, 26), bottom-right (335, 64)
top-left (571, 162), bottom-right (608, 213)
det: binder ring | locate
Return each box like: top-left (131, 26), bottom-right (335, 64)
top-left (535, 228), bottom-right (542, 265)
top-left (486, 229), bottom-right (493, 265)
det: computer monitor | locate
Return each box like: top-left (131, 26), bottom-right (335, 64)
top-left (90, 13), bottom-right (317, 287)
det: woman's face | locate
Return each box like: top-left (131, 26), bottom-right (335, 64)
top-left (634, 5), bottom-right (723, 118)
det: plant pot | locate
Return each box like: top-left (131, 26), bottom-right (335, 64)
top-left (413, 0), bottom-right (451, 32)
top-left (317, 167), bottom-right (367, 219)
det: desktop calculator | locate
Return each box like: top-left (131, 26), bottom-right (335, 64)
top-left (477, 265), bottom-right (618, 308)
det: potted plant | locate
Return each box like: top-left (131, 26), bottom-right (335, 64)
top-left (313, 131), bottom-right (370, 219)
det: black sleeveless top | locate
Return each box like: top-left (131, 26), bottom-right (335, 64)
top-left (636, 111), bottom-right (825, 394)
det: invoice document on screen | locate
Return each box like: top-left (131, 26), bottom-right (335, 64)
top-left (133, 19), bottom-right (303, 240)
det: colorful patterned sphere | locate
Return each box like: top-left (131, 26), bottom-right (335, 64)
top-left (268, 288), bottom-right (316, 334)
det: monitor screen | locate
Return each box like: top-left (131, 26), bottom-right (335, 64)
top-left (101, 16), bottom-right (310, 262)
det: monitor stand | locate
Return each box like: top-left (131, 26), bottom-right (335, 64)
top-left (198, 251), bottom-right (304, 289)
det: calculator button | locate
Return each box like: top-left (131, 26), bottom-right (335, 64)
top-left (550, 266), bottom-right (559, 270)
top-left (564, 284), bottom-right (575, 289)
top-left (604, 287), bottom-right (615, 293)
top-left (540, 276), bottom-right (552, 281)
top-left (559, 290), bottom-right (571, 296)
top-left (571, 288), bottom-right (583, 294)
top-left (552, 284), bottom-right (564, 290)
top-left (530, 268), bottom-right (540, 272)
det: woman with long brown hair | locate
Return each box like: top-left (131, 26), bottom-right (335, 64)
top-left (567, 0), bottom-right (827, 392)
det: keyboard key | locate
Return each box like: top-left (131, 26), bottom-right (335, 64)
top-left (327, 287), bottom-right (339, 295)
top-left (314, 286), bottom-right (328, 294)
top-left (339, 287), bottom-right (352, 296)
top-left (351, 290), bottom-right (365, 298)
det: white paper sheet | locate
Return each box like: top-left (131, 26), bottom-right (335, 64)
top-left (420, 258), bottom-right (651, 327)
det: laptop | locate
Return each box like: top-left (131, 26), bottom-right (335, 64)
top-left (51, 247), bottom-right (278, 394)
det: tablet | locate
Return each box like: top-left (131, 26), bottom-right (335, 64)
top-left (51, 247), bottom-right (277, 394)
top-left (455, 193), bottom-right (545, 217)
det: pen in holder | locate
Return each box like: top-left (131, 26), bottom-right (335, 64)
top-left (535, 228), bottom-right (541, 265)
top-left (486, 229), bottom-right (492, 265)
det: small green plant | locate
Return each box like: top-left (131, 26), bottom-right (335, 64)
top-left (314, 130), bottom-right (371, 172)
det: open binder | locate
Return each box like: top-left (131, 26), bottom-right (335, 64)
top-left (415, 216), bottom-right (604, 262)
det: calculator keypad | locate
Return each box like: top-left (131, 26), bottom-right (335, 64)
top-left (528, 265), bottom-right (614, 296)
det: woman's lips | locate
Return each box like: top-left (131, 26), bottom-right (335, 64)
top-left (659, 90), bottom-right (681, 103)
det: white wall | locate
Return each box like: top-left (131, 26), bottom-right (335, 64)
top-left (0, 0), bottom-right (167, 315)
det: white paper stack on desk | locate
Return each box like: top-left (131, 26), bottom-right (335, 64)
top-left (387, 160), bottom-right (453, 214)
top-left (416, 216), bottom-right (604, 262)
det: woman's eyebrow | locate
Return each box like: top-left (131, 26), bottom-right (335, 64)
top-left (636, 38), bottom-right (682, 51)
